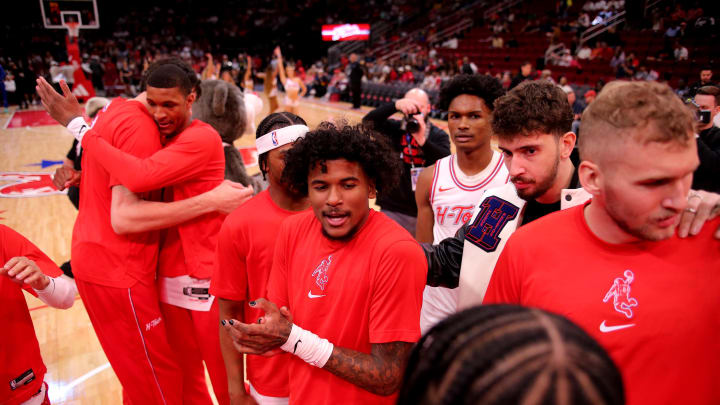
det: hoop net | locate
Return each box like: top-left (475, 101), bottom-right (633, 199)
top-left (65, 22), bottom-right (80, 39)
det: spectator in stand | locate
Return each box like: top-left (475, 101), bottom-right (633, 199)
top-left (609, 47), bottom-right (625, 69)
top-left (590, 41), bottom-right (614, 60)
top-left (689, 67), bottom-right (716, 97)
top-left (460, 57), bottom-right (477, 75)
top-left (401, 65), bottom-right (415, 83)
top-left (509, 61), bottom-right (534, 90)
top-left (674, 41), bottom-right (689, 61)
top-left (362, 89), bottom-right (451, 234)
top-left (491, 35), bottom-right (504, 49)
top-left (577, 43), bottom-right (593, 60)
top-left (348, 53), bottom-right (365, 109)
top-left (691, 86), bottom-right (720, 193)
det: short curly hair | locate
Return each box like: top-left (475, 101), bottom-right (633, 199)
top-left (437, 74), bottom-right (505, 112)
top-left (282, 122), bottom-right (401, 197)
top-left (491, 80), bottom-right (572, 139)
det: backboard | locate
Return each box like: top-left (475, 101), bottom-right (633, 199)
top-left (40, 0), bottom-right (99, 29)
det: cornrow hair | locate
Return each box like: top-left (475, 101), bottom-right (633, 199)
top-left (140, 57), bottom-right (201, 98)
top-left (397, 305), bottom-right (625, 405)
top-left (255, 112), bottom-right (307, 179)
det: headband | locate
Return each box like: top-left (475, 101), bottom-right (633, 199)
top-left (256, 124), bottom-right (309, 154)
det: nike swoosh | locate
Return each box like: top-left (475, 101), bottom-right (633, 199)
top-left (307, 290), bottom-right (326, 299)
top-left (599, 320), bottom-right (635, 333)
top-left (438, 186), bottom-right (454, 192)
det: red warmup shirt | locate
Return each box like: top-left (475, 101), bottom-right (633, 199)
top-left (211, 190), bottom-right (309, 397)
top-left (72, 98), bottom-right (163, 287)
top-left (484, 203), bottom-right (720, 405)
top-left (1, 225), bottom-right (63, 405)
top-left (267, 210), bottom-right (427, 405)
top-left (83, 119), bottom-right (225, 279)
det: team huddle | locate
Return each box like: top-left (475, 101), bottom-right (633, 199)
top-left (2, 56), bottom-right (719, 405)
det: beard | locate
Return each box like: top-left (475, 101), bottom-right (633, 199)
top-left (512, 152), bottom-right (560, 202)
top-left (604, 187), bottom-right (678, 241)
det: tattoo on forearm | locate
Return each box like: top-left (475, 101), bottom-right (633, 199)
top-left (323, 341), bottom-right (413, 396)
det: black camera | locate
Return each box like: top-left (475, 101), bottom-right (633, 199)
top-left (401, 115), bottom-right (421, 133)
top-left (698, 109), bottom-right (712, 124)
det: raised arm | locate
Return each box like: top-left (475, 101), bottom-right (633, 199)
top-left (275, 47), bottom-right (287, 86)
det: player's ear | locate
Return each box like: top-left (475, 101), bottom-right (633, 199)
top-left (559, 131), bottom-right (576, 159)
top-left (578, 160), bottom-right (602, 196)
top-left (367, 180), bottom-right (377, 199)
top-left (186, 91), bottom-right (196, 106)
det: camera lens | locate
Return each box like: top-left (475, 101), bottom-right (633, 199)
top-left (406, 117), bottom-right (420, 133)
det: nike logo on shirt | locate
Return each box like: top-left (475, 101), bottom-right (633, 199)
top-left (599, 320), bottom-right (635, 333)
top-left (438, 186), bottom-right (454, 192)
top-left (308, 290), bottom-right (326, 299)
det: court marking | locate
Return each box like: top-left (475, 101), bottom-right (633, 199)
top-left (3, 110), bottom-right (15, 129)
top-left (47, 362), bottom-right (112, 403)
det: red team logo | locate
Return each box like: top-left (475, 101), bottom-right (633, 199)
top-left (603, 270), bottom-right (639, 318)
top-left (0, 172), bottom-right (64, 198)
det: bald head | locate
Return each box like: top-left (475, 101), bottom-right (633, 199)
top-left (404, 88), bottom-right (430, 110)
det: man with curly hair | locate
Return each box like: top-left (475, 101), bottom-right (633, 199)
top-left (222, 123), bottom-right (427, 404)
top-left (414, 74), bottom-right (509, 333)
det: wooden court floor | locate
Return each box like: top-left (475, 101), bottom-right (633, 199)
top-left (0, 94), bottom-right (449, 404)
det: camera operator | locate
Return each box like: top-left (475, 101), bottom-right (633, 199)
top-left (691, 85), bottom-right (720, 193)
top-left (363, 88), bottom-right (451, 234)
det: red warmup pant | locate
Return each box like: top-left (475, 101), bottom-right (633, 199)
top-left (75, 279), bottom-right (183, 405)
top-left (160, 299), bottom-right (230, 405)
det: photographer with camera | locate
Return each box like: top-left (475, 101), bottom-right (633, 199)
top-left (692, 85), bottom-right (720, 193)
top-left (363, 88), bottom-right (451, 234)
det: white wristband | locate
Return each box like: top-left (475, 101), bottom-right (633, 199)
top-left (280, 324), bottom-right (334, 368)
top-left (67, 116), bottom-right (89, 143)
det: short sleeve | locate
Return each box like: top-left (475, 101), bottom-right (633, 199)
top-left (0, 225), bottom-right (62, 295)
top-left (210, 216), bottom-right (249, 301)
top-left (368, 240), bottom-right (427, 343)
top-left (483, 234), bottom-right (522, 304)
top-left (267, 221), bottom-right (290, 309)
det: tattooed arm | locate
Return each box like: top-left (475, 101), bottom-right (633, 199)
top-left (222, 298), bottom-right (413, 396)
top-left (324, 342), bottom-right (413, 395)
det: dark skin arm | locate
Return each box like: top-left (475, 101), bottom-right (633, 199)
top-left (223, 298), bottom-right (412, 396)
top-left (414, 164), bottom-right (435, 243)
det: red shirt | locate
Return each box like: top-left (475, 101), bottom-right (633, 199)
top-left (83, 119), bottom-right (226, 279)
top-left (267, 210), bottom-right (426, 405)
top-left (1, 225), bottom-right (62, 405)
top-left (211, 190), bottom-right (308, 397)
top-left (484, 204), bottom-right (720, 405)
top-left (72, 98), bottom-right (163, 287)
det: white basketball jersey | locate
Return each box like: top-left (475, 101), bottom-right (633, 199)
top-left (420, 151), bottom-right (509, 334)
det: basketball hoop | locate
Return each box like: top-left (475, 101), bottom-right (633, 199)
top-left (65, 22), bottom-right (80, 39)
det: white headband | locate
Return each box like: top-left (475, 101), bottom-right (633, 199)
top-left (256, 124), bottom-right (309, 154)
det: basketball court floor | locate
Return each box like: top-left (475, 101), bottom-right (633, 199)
top-left (0, 94), bottom-right (449, 404)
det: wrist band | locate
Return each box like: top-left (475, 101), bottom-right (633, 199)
top-left (280, 324), bottom-right (334, 368)
top-left (255, 125), bottom-right (309, 154)
top-left (67, 116), bottom-right (88, 143)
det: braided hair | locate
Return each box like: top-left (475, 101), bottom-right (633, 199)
top-left (397, 305), bottom-right (625, 405)
top-left (256, 112), bottom-right (307, 180)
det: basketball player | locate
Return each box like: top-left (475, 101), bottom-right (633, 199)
top-left (222, 123), bottom-right (427, 404)
top-left (2, 225), bottom-right (77, 405)
top-left (65, 62), bottom-right (243, 405)
top-left (275, 47), bottom-right (306, 115)
top-left (414, 74), bottom-right (508, 333)
top-left (36, 70), bottom-right (252, 404)
top-left (212, 113), bottom-right (310, 405)
top-left (484, 81), bottom-right (720, 405)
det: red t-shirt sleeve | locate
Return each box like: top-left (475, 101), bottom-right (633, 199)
top-left (267, 221), bottom-right (290, 309)
top-left (368, 240), bottom-right (426, 343)
top-left (483, 235), bottom-right (522, 304)
top-left (210, 216), bottom-right (248, 302)
top-left (0, 225), bottom-right (62, 296)
top-left (87, 125), bottom-right (216, 193)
